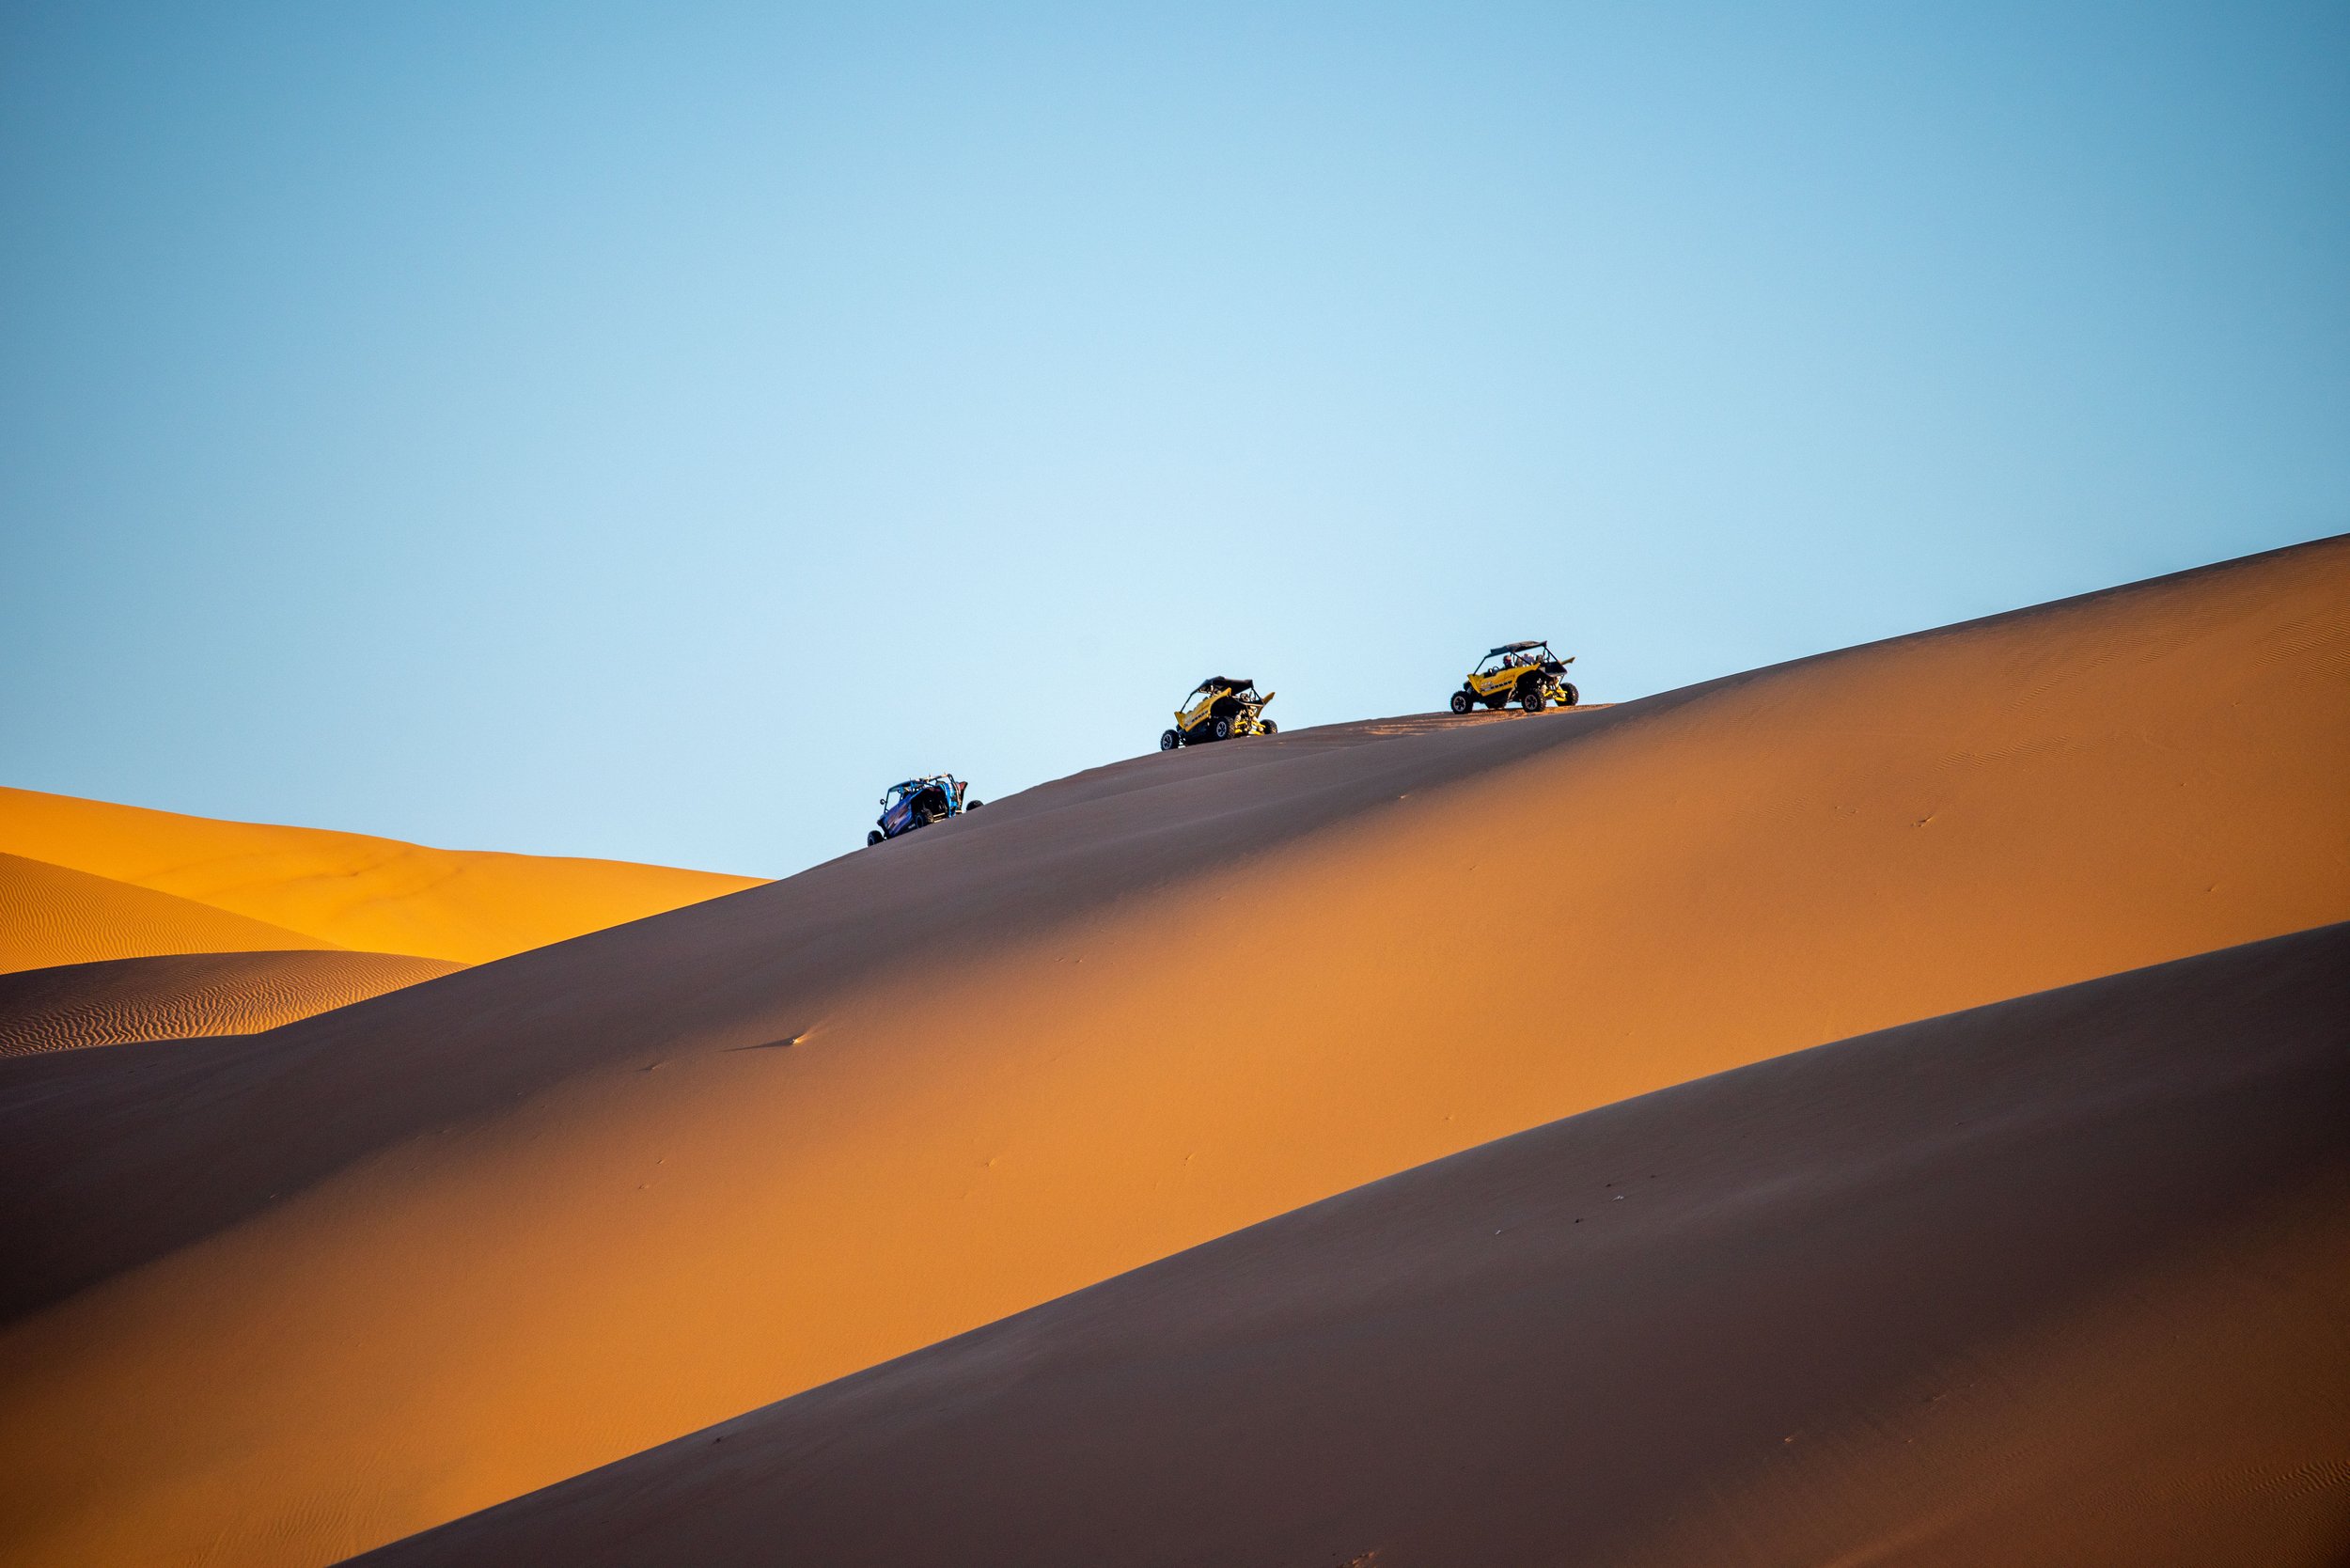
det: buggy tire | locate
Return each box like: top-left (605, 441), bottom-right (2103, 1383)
top-left (866, 830), bottom-right (884, 847)
top-left (1211, 716), bottom-right (1233, 741)
top-left (1559, 682), bottom-right (1578, 707)
top-left (1160, 729), bottom-right (1181, 751)
top-left (966, 798), bottom-right (983, 811)
top-left (1522, 686), bottom-right (1545, 712)
top-left (1261, 720), bottom-right (1277, 736)
top-left (1449, 689), bottom-right (1473, 714)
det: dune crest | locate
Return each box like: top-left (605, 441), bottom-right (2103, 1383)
top-left (0, 851), bottom-right (339, 976)
top-left (0, 791), bottom-right (763, 1061)
top-left (0, 786), bottom-right (765, 964)
top-left (0, 538), bottom-right (2343, 1567)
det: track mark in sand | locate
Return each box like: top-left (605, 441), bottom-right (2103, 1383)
top-left (726, 1033), bottom-right (804, 1052)
top-left (1358, 704), bottom-right (1611, 739)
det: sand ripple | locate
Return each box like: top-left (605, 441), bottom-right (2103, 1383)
top-left (0, 950), bottom-right (465, 1057)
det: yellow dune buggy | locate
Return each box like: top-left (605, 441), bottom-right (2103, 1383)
top-left (1450, 640), bottom-right (1578, 713)
top-left (1160, 676), bottom-right (1277, 750)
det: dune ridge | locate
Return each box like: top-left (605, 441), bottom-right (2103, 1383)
top-left (0, 789), bottom-right (763, 1060)
top-left (0, 785), bottom-right (765, 964)
top-left (0, 951), bottom-right (466, 1057)
top-left (0, 851), bottom-right (340, 976)
top-left (353, 923), bottom-right (2350, 1568)
top-left (0, 537), bottom-right (2343, 1567)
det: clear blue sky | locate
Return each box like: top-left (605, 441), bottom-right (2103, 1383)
top-left (4, 1), bottom-right (2344, 877)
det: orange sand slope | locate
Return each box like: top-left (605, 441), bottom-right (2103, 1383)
top-left (1, 539), bottom-right (2345, 1568)
top-left (0, 952), bottom-right (464, 1058)
top-left (356, 925), bottom-right (2350, 1568)
top-left (0, 790), bottom-right (761, 1050)
top-left (0, 851), bottom-right (337, 975)
top-left (0, 786), bottom-right (766, 964)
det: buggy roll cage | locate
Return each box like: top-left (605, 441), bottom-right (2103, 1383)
top-left (882, 775), bottom-right (960, 807)
top-left (1477, 641), bottom-right (1573, 671)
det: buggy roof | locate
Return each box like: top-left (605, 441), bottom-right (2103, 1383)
top-left (1486, 639), bottom-right (1550, 656)
top-left (885, 775), bottom-right (953, 792)
top-left (1192, 676), bottom-right (1256, 694)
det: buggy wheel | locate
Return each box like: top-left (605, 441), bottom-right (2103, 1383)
top-left (1559, 682), bottom-right (1578, 707)
top-left (1211, 716), bottom-right (1233, 741)
top-left (966, 798), bottom-right (983, 811)
top-left (1159, 729), bottom-right (1181, 751)
top-left (1521, 686), bottom-right (1545, 712)
top-left (1261, 720), bottom-right (1277, 735)
top-left (1449, 689), bottom-right (1473, 714)
top-left (866, 830), bottom-right (883, 847)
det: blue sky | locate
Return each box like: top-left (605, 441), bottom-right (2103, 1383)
top-left (4, 1), bottom-right (2344, 877)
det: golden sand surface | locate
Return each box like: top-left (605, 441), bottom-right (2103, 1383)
top-left (0, 538), bottom-right (2343, 1567)
top-left (0, 791), bottom-right (760, 1053)
top-left (353, 926), bottom-right (2350, 1568)
top-left (0, 851), bottom-right (338, 975)
top-left (0, 786), bottom-right (765, 964)
top-left (0, 951), bottom-right (466, 1057)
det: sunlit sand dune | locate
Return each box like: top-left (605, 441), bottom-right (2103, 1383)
top-left (354, 925), bottom-right (2350, 1568)
top-left (0, 538), bottom-right (2343, 1567)
top-left (0, 851), bottom-right (337, 974)
top-left (0, 786), bottom-right (765, 964)
top-left (0, 951), bottom-right (465, 1058)
top-left (0, 792), bottom-right (761, 1060)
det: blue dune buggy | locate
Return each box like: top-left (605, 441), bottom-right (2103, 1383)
top-left (866, 775), bottom-right (982, 847)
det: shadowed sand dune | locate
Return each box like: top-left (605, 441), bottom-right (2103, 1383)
top-left (354, 924), bottom-right (2350, 1568)
top-left (0, 785), bottom-right (765, 964)
top-left (0, 851), bottom-right (339, 975)
top-left (0, 951), bottom-right (465, 1057)
top-left (0, 539), bottom-right (2343, 1566)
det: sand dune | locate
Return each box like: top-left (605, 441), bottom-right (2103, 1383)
top-left (0, 951), bottom-right (465, 1057)
top-left (0, 791), bottom-right (761, 1066)
top-left (0, 786), bottom-right (764, 964)
top-left (0, 538), bottom-right (2343, 1567)
top-left (354, 924), bottom-right (2350, 1568)
top-left (0, 851), bottom-right (339, 975)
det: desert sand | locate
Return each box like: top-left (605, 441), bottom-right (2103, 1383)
top-left (0, 537), bottom-right (2343, 1566)
top-left (355, 924), bottom-right (2350, 1568)
top-left (0, 792), bottom-right (762, 1050)
top-left (0, 951), bottom-right (464, 1058)
top-left (0, 785), bottom-right (767, 964)
top-left (0, 850), bottom-right (337, 974)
